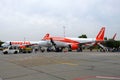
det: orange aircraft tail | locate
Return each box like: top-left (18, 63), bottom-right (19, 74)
top-left (42, 33), bottom-right (50, 40)
top-left (96, 27), bottom-right (105, 41)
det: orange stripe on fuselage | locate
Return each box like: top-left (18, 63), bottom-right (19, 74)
top-left (47, 37), bottom-right (79, 44)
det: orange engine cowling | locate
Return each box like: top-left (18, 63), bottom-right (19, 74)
top-left (19, 45), bottom-right (26, 49)
top-left (70, 43), bottom-right (79, 50)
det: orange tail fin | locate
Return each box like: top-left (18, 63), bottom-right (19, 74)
top-left (96, 27), bottom-right (105, 41)
top-left (42, 33), bottom-right (50, 40)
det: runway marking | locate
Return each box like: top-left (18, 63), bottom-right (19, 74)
top-left (61, 63), bottom-right (78, 66)
top-left (74, 76), bottom-right (120, 80)
top-left (96, 76), bottom-right (120, 79)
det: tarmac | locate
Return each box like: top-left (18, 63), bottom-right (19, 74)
top-left (0, 51), bottom-right (120, 80)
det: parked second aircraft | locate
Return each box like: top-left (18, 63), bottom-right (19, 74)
top-left (42, 27), bottom-right (105, 51)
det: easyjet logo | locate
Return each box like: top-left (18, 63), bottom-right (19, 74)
top-left (11, 41), bottom-right (30, 45)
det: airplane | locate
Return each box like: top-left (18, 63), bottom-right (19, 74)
top-left (42, 27), bottom-right (105, 52)
top-left (1, 40), bottom-right (52, 51)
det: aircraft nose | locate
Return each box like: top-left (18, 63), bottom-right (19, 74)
top-left (39, 41), bottom-right (52, 47)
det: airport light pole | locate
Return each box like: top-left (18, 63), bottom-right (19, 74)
top-left (63, 26), bottom-right (66, 37)
top-left (24, 37), bottom-right (26, 42)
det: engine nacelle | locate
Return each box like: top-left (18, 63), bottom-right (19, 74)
top-left (70, 43), bottom-right (79, 50)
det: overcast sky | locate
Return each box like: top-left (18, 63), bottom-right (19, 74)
top-left (0, 0), bottom-right (120, 41)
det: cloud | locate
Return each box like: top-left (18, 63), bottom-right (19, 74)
top-left (0, 0), bottom-right (120, 41)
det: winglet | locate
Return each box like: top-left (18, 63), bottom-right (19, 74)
top-left (96, 27), bottom-right (105, 41)
top-left (112, 33), bottom-right (117, 40)
top-left (42, 33), bottom-right (50, 40)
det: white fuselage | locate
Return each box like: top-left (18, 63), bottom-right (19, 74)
top-left (66, 37), bottom-right (96, 43)
top-left (1, 41), bottom-right (52, 47)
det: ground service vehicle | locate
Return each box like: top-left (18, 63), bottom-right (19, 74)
top-left (20, 46), bottom-right (32, 53)
top-left (3, 46), bottom-right (19, 54)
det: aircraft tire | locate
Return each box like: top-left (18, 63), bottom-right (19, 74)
top-left (3, 51), bottom-right (8, 54)
top-left (14, 51), bottom-right (18, 54)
